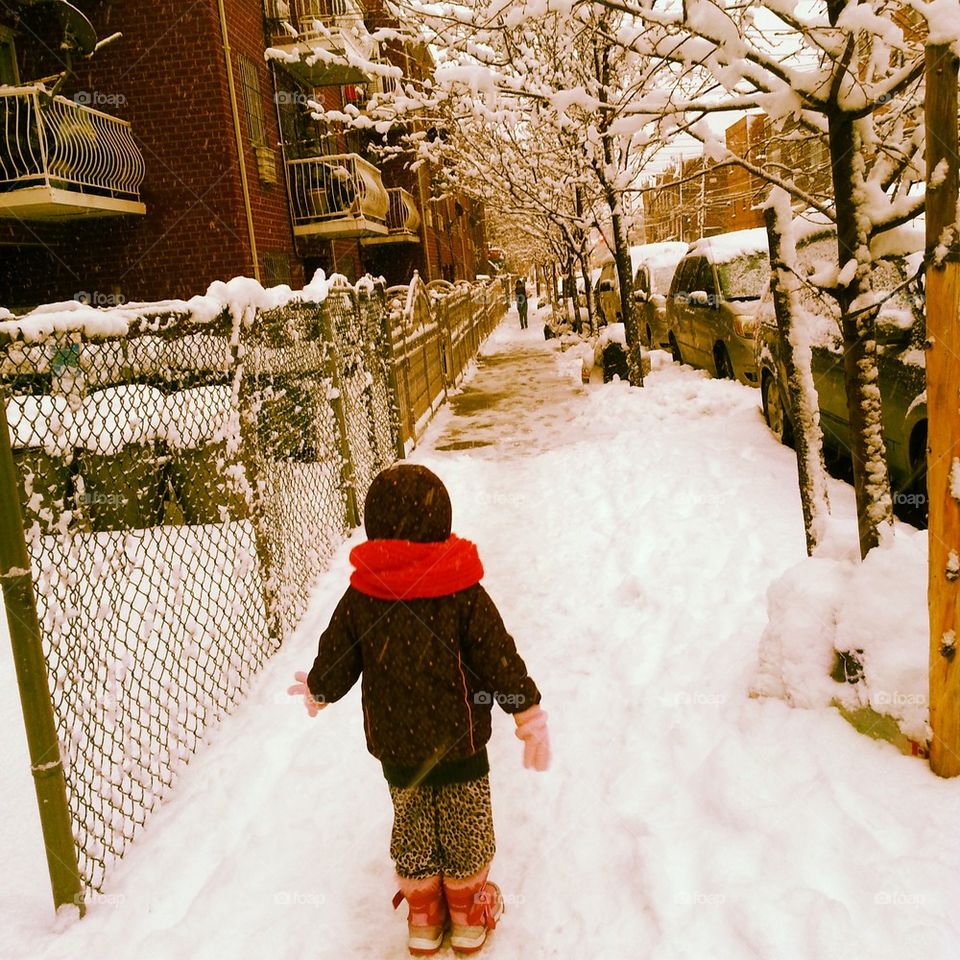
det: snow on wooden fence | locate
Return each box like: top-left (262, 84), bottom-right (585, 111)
top-left (0, 271), bottom-right (508, 911)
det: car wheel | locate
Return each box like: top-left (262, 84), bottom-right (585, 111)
top-left (714, 343), bottom-right (735, 380)
top-left (762, 372), bottom-right (793, 446)
top-left (669, 333), bottom-right (682, 364)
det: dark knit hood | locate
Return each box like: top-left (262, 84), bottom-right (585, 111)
top-left (363, 464), bottom-right (452, 543)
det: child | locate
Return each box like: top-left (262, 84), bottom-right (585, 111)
top-left (288, 464), bottom-right (549, 956)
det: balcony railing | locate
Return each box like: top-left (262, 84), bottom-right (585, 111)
top-left (0, 86), bottom-right (146, 220)
top-left (286, 153), bottom-right (388, 238)
top-left (266, 0), bottom-right (375, 86)
top-left (362, 187), bottom-right (420, 245)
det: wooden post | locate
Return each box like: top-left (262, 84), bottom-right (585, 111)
top-left (925, 44), bottom-right (960, 777)
top-left (0, 394), bottom-right (86, 914)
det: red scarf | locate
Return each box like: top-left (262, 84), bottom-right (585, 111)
top-left (349, 534), bottom-right (484, 600)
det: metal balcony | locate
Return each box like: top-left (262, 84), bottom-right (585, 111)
top-left (286, 153), bottom-right (388, 238)
top-left (361, 187), bottom-right (420, 245)
top-left (266, 0), bottom-right (376, 86)
top-left (0, 86), bottom-right (146, 221)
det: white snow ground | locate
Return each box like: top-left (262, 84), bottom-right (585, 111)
top-left (2, 302), bottom-right (959, 960)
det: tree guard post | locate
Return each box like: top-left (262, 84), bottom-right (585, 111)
top-left (925, 43), bottom-right (960, 777)
top-left (0, 395), bottom-right (85, 914)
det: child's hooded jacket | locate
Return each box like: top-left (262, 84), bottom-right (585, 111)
top-left (307, 464), bottom-right (540, 787)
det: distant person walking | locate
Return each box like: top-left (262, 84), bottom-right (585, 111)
top-left (514, 277), bottom-right (528, 330)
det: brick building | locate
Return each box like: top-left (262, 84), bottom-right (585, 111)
top-left (643, 113), bottom-right (831, 244)
top-left (0, 0), bottom-right (487, 310)
top-left (643, 153), bottom-right (728, 243)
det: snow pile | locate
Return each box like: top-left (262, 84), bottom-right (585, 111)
top-left (598, 322), bottom-right (626, 347)
top-left (6, 394), bottom-right (76, 453)
top-left (754, 526), bottom-right (930, 744)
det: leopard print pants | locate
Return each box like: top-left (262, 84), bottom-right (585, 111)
top-left (388, 775), bottom-right (496, 880)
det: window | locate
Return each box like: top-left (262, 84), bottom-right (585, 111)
top-left (633, 265), bottom-right (650, 296)
top-left (692, 258), bottom-right (716, 297)
top-left (671, 258), bottom-right (697, 297)
top-left (0, 28), bottom-right (18, 86)
top-left (262, 252), bottom-right (292, 287)
top-left (238, 56), bottom-right (268, 148)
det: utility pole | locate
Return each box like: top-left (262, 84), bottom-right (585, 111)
top-left (925, 44), bottom-right (960, 777)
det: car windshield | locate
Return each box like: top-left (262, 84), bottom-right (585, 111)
top-left (716, 252), bottom-right (770, 300)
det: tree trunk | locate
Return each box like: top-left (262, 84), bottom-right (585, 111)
top-left (573, 186), bottom-right (596, 334)
top-left (577, 250), bottom-right (595, 334)
top-left (594, 32), bottom-right (642, 385)
top-left (823, 0), bottom-right (894, 559)
top-left (764, 197), bottom-right (831, 556)
top-left (826, 111), bottom-right (894, 558)
top-left (566, 253), bottom-right (583, 330)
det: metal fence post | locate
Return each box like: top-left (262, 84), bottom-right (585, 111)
top-left (231, 323), bottom-right (285, 649)
top-left (374, 289), bottom-right (407, 462)
top-left (0, 396), bottom-right (85, 915)
top-left (319, 307), bottom-right (361, 528)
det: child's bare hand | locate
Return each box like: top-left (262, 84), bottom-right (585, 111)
top-left (288, 671), bottom-right (327, 717)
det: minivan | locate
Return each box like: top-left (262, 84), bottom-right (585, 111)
top-left (665, 228), bottom-right (770, 384)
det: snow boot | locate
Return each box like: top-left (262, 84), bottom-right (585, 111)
top-left (392, 876), bottom-right (448, 956)
top-left (443, 867), bottom-right (503, 955)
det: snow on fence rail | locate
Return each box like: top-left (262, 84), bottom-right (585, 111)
top-left (0, 271), bottom-right (508, 910)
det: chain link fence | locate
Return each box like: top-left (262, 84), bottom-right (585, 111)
top-left (0, 272), bottom-right (508, 908)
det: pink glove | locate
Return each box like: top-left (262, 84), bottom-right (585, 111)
top-left (513, 705), bottom-right (550, 772)
top-left (287, 671), bottom-right (328, 717)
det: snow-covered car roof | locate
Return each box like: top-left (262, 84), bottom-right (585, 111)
top-left (596, 241), bottom-right (689, 273)
top-left (688, 227), bottom-right (770, 264)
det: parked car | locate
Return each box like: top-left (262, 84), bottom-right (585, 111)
top-left (665, 228), bottom-right (770, 384)
top-left (754, 231), bottom-right (927, 511)
top-left (632, 242), bottom-right (689, 349)
top-left (595, 258), bottom-right (619, 326)
top-left (594, 242), bottom-right (688, 347)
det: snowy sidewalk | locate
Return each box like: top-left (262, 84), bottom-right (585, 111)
top-left (3, 306), bottom-right (960, 960)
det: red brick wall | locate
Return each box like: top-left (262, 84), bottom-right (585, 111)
top-left (1, 0), bottom-right (301, 307)
top-left (0, 1), bottom-right (484, 307)
top-left (725, 115), bottom-right (768, 232)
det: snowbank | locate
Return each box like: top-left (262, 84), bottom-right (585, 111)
top-left (754, 526), bottom-right (930, 745)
